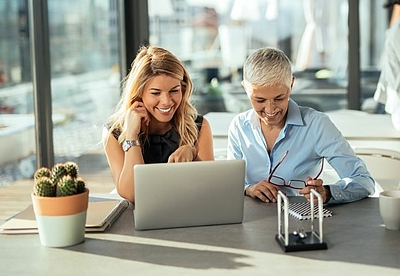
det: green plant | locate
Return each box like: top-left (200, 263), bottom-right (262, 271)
top-left (33, 162), bottom-right (86, 197)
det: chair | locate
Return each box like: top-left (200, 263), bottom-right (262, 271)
top-left (353, 148), bottom-right (400, 195)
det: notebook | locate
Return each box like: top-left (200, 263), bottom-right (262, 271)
top-left (133, 159), bottom-right (246, 230)
top-left (0, 198), bottom-right (129, 234)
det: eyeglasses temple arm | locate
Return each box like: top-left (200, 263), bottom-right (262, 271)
top-left (313, 158), bottom-right (325, 180)
top-left (267, 150), bottom-right (289, 182)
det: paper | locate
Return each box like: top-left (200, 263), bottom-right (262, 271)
top-left (0, 199), bottom-right (130, 234)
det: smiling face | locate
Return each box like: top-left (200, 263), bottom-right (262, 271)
top-left (244, 79), bottom-right (294, 129)
top-left (141, 74), bottom-right (182, 124)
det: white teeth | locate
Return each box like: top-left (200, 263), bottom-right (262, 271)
top-left (158, 107), bottom-right (172, 112)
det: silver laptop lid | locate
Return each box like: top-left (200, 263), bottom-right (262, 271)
top-left (134, 159), bottom-right (245, 230)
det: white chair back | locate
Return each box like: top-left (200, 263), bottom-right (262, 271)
top-left (354, 148), bottom-right (400, 194)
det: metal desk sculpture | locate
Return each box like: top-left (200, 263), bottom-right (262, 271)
top-left (275, 190), bottom-right (328, 252)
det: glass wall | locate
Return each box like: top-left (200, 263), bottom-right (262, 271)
top-left (0, 0), bottom-right (120, 187)
top-left (0, 0), bottom-right (34, 186)
top-left (148, 0), bottom-right (388, 114)
top-left (47, 0), bottom-right (120, 161)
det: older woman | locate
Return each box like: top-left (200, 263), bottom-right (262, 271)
top-left (227, 47), bottom-right (375, 204)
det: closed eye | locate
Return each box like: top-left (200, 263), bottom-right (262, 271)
top-left (254, 98), bottom-right (285, 104)
top-left (170, 84), bottom-right (181, 93)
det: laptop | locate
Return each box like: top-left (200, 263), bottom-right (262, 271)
top-left (133, 159), bottom-right (245, 230)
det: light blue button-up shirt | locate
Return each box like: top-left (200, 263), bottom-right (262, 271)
top-left (227, 99), bottom-right (375, 204)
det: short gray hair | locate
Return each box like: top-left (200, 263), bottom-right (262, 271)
top-left (243, 47), bottom-right (292, 88)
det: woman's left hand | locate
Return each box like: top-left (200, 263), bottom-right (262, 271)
top-left (299, 176), bottom-right (331, 203)
top-left (168, 145), bottom-right (197, 163)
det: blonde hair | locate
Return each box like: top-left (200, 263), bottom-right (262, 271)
top-left (107, 45), bottom-right (199, 146)
top-left (243, 47), bottom-right (293, 88)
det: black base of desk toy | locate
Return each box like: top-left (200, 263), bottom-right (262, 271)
top-left (275, 233), bottom-right (328, 252)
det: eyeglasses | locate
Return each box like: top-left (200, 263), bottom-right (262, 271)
top-left (267, 150), bottom-right (324, 189)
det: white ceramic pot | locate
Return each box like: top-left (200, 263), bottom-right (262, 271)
top-left (31, 189), bottom-right (89, 247)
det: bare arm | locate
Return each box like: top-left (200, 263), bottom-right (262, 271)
top-left (390, 4), bottom-right (400, 27)
top-left (194, 117), bottom-right (214, 161)
top-left (102, 101), bottom-right (149, 204)
top-left (102, 127), bottom-right (143, 204)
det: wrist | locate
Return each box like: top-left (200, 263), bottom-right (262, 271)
top-left (122, 139), bottom-right (141, 152)
top-left (244, 184), bottom-right (252, 196)
top-left (324, 185), bottom-right (332, 203)
top-left (126, 134), bottom-right (139, 140)
top-left (192, 147), bottom-right (198, 161)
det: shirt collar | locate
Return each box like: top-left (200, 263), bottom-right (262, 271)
top-left (286, 98), bottom-right (304, 127)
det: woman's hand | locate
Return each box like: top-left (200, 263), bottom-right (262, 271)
top-left (246, 180), bottom-right (281, 203)
top-left (299, 177), bottom-right (331, 203)
top-left (168, 145), bottom-right (196, 163)
top-left (125, 101), bottom-right (150, 139)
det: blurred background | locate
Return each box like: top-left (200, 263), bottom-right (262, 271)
top-left (0, 0), bottom-right (391, 187)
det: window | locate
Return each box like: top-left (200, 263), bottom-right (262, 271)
top-left (0, 0), bottom-right (120, 189)
top-left (0, 0), bottom-right (391, 191)
top-left (147, 0), bottom-right (388, 114)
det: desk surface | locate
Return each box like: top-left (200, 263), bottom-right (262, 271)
top-left (1, 196), bottom-right (399, 275)
top-left (326, 110), bottom-right (400, 140)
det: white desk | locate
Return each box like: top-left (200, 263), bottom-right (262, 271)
top-left (1, 196), bottom-right (399, 275)
top-left (326, 110), bottom-right (400, 151)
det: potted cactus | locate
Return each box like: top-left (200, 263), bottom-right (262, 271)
top-left (31, 161), bottom-right (89, 247)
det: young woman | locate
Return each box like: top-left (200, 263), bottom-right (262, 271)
top-left (103, 45), bottom-right (214, 203)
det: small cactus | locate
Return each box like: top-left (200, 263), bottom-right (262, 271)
top-left (34, 176), bottom-right (56, 197)
top-left (76, 177), bottom-right (86, 194)
top-left (34, 167), bottom-right (51, 180)
top-left (33, 162), bottom-right (86, 197)
top-left (51, 163), bottom-right (68, 186)
top-left (64, 161), bottom-right (79, 178)
top-left (57, 175), bottom-right (77, 196)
